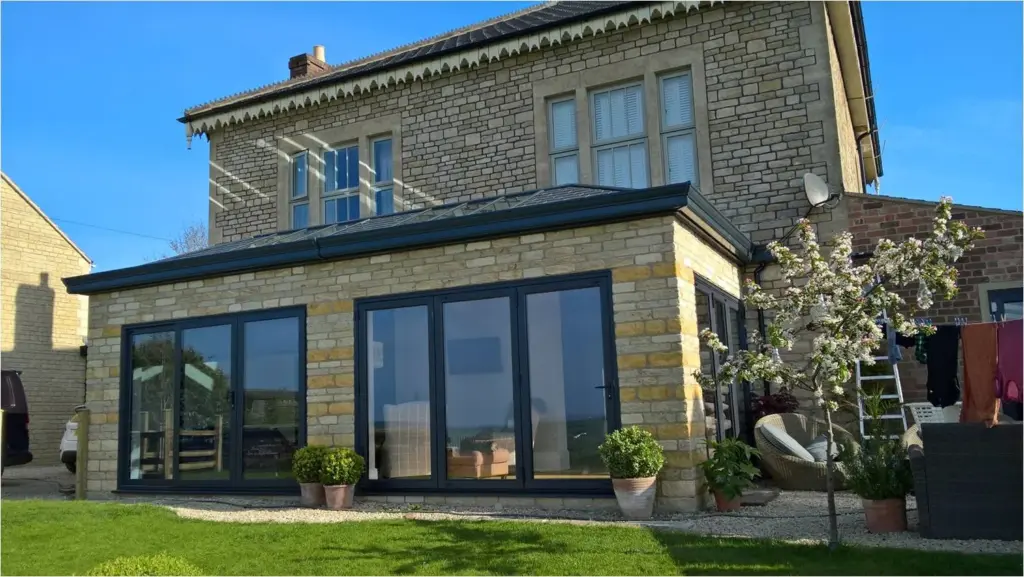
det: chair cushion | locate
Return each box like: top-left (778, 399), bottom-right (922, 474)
top-left (760, 424), bottom-right (815, 462)
top-left (803, 434), bottom-right (839, 462)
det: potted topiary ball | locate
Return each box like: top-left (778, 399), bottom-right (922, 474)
top-left (292, 445), bottom-right (328, 507)
top-left (598, 426), bottom-right (665, 519)
top-left (699, 437), bottom-right (761, 511)
top-left (320, 447), bottom-right (365, 510)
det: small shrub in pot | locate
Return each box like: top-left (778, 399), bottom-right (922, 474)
top-left (599, 426), bottom-right (665, 519)
top-left (839, 389), bottom-right (912, 533)
top-left (699, 437), bottom-right (760, 511)
top-left (320, 448), bottom-right (366, 510)
top-left (292, 445), bottom-right (328, 508)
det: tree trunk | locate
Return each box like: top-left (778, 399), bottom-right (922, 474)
top-left (822, 406), bottom-right (840, 549)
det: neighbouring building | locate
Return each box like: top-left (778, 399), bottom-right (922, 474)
top-left (65, 0), bottom-right (897, 510)
top-left (2, 172), bottom-right (92, 461)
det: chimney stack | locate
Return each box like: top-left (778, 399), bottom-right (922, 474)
top-left (289, 45), bottom-right (328, 79)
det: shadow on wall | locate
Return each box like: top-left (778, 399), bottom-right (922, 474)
top-left (5, 272), bottom-right (87, 460)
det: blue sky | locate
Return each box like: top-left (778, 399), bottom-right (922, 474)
top-left (2, 2), bottom-right (1021, 273)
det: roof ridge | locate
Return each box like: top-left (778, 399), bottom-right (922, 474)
top-left (184, 1), bottom-right (556, 116)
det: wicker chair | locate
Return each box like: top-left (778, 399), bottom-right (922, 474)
top-left (753, 413), bottom-right (855, 492)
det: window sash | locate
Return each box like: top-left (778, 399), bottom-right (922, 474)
top-left (291, 152), bottom-right (308, 200)
top-left (549, 98), bottom-right (578, 153)
top-left (325, 195), bottom-right (360, 225)
top-left (291, 202), bottom-right (308, 229)
top-left (324, 145), bottom-right (359, 196)
top-left (593, 139), bottom-right (648, 189)
top-left (660, 73), bottom-right (695, 131)
top-left (372, 138), bottom-right (393, 185)
top-left (663, 129), bottom-right (697, 186)
top-left (551, 152), bottom-right (579, 186)
top-left (375, 188), bottom-right (395, 216)
top-left (591, 83), bottom-right (644, 147)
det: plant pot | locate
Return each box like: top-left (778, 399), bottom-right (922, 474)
top-left (324, 484), bottom-right (355, 510)
top-left (299, 482), bottom-right (326, 508)
top-left (862, 497), bottom-right (907, 533)
top-left (612, 477), bottom-right (657, 520)
top-left (712, 490), bottom-right (742, 512)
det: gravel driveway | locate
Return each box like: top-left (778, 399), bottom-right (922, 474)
top-left (1, 465), bottom-right (75, 500)
top-left (108, 490), bottom-right (1021, 556)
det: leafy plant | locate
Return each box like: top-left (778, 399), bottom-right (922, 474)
top-left (320, 448), bottom-right (365, 486)
top-left (699, 437), bottom-right (761, 500)
top-left (598, 426), bottom-right (665, 479)
top-left (291, 445), bottom-right (328, 484)
top-left (838, 388), bottom-right (912, 501)
top-left (86, 553), bottom-right (203, 576)
top-left (751, 389), bottom-right (801, 421)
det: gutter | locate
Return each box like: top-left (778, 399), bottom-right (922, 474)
top-left (64, 184), bottom-right (699, 295)
top-left (850, 1), bottom-right (883, 178)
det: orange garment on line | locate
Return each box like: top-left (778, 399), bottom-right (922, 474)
top-left (960, 323), bottom-right (1001, 427)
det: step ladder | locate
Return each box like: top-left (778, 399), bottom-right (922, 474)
top-left (854, 311), bottom-right (908, 440)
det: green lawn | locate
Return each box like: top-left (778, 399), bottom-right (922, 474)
top-left (2, 501), bottom-right (1020, 576)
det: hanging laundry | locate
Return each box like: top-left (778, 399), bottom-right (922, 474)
top-left (914, 320), bottom-right (933, 364)
top-left (961, 323), bottom-right (1001, 427)
top-left (883, 322), bottom-right (902, 363)
top-left (998, 319), bottom-right (1023, 404)
top-left (925, 325), bottom-right (961, 407)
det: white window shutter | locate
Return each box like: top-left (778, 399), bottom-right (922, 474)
top-left (624, 85), bottom-right (643, 136)
top-left (551, 100), bottom-right (577, 150)
top-left (594, 92), bottom-right (611, 143)
top-left (596, 149), bottom-right (613, 185)
top-left (629, 143), bottom-right (648, 188)
top-left (662, 75), bottom-right (694, 129)
top-left (666, 133), bottom-right (697, 185)
top-left (553, 154), bottom-right (579, 185)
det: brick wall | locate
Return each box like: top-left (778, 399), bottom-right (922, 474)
top-left (84, 215), bottom-right (743, 511)
top-left (848, 194), bottom-right (1023, 402)
top-left (1, 176), bottom-right (91, 459)
top-left (207, 1), bottom-right (849, 247)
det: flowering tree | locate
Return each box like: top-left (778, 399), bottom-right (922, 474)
top-left (694, 197), bottom-right (983, 546)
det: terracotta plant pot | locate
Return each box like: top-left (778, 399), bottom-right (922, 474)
top-left (862, 497), bottom-right (907, 533)
top-left (713, 490), bottom-right (742, 512)
top-left (612, 477), bottom-right (657, 520)
top-left (299, 482), bottom-right (326, 508)
top-left (324, 484), bottom-right (355, 510)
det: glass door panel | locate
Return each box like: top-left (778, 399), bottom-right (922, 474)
top-left (127, 331), bottom-right (175, 480)
top-left (367, 306), bottom-right (431, 481)
top-left (242, 317), bottom-right (302, 481)
top-left (442, 297), bottom-right (516, 481)
top-left (712, 300), bottom-right (736, 439)
top-left (525, 287), bottom-right (609, 479)
top-left (178, 325), bottom-right (232, 481)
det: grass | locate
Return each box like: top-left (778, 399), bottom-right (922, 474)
top-left (2, 500), bottom-right (1021, 576)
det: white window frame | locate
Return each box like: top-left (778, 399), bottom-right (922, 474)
top-left (323, 143), bottom-right (360, 224)
top-left (289, 151), bottom-right (309, 229)
top-left (548, 96), bottom-right (579, 186)
top-left (659, 71), bottom-right (698, 187)
top-left (590, 82), bottom-right (648, 188)
top-left (370, 135), bottom-right (395, 215)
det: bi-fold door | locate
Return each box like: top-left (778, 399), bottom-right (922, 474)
top-left (357, 272), bottom-right (620, 494)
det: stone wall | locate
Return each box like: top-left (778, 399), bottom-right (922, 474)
top-left (84, 215), bottom-right (742, 512)
top-left (207, 1), bottom-right (849, 248)
top-left (848, 194), bottom-right (1023, 402)
top-left (1, 176), bottom-right (91, 459)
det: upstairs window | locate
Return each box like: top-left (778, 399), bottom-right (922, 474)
top-left (592, 83), bottom-right (647, 188)
top-left (323, 145), bottom-right (360, 224)
top-left (660, 72), bottom-right (697, 186)
top-left (549, 98), bottom-right (579, 186)
top-left (290, 151), bottom-right (309, 229)
top-left (372, 137), bottom-right (395, 215)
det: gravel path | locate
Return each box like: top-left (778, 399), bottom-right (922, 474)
top-left (127, 491), bottom-right (1022, 556)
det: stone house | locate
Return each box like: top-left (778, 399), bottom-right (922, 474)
top-left (64, 0), bottom-right (887, 510)
top-left (2, 172), bottom-right (92, 461)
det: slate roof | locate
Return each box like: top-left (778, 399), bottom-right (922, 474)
top-left (181, 1), bottom-right (636, 120)
top-left (63, 182), bottom-right (752, 295)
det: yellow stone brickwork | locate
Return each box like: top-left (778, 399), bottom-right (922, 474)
top-left (1, 174), bottom-right (91, 458)
top-left (83, 215), bottom-right (741, 512)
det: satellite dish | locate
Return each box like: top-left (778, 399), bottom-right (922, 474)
top-left (803, 173), bottom-right (831, 207)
